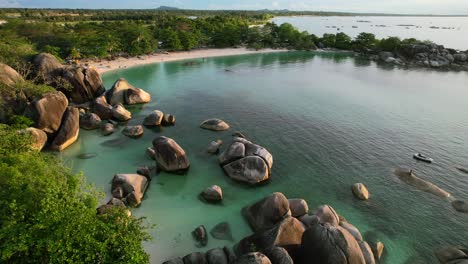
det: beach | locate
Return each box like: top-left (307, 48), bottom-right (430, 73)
top-left (86, 48), bottom-right (289, 74)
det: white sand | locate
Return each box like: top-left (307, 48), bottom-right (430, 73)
top-left (85, 48), bottom-right (289, 74)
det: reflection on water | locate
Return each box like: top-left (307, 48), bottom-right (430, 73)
top-left (63, 52), bottom-right (468, 263)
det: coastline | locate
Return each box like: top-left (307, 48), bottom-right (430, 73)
top-left (85, 48), bottom-right (290, 74)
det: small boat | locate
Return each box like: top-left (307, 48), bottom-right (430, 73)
top-left (413, 153), bottom-right (434, 163)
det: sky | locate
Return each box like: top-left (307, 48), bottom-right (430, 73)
top-left (1, 0), bottom-right (468, 15)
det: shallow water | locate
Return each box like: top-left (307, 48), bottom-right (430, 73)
top-left (62, 52), bottom-right (468, 263)
top-left (272, 16), bottom-right (468, 50)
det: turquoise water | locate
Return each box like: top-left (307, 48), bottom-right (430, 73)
top-left (62, 52), bottom-right (468, 263)
top-left (272, 16), bottom-right (468, 50)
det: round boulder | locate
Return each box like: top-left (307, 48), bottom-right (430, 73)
top-left (25, 91), bottom-right (68, 134)
top-left (288, 198), bottom-right (309, 218)
top-left (314, 205), bottom-right (340, 226)
top-left (352, 183), bottom-right (370, 200)
top-left (452, 200), bottom-right (468, 213)
top-left (243, 192), bottom-right (290, 232)
top-left (152, 136), bottom-right (190, 172)
top-left (22, 127), bottom-right (47, 151)
top-left (124, 87), bottom-right (151, 105)
top-left (192, 225), bottom-right (208, 247)
top-left (122, 125), bottom-right (144, 138)
top-left (223, 156), bottom-right (270, 185)
top-left (207, 140), bottom-right (223, 154)
top-left (200, 118), bottom-right (230, 131)
top-left (207, 248), bottom-right (228, 264)
top-left (111, 174), bottom-right (148, 207)
top-left (143, 110), bottom-right (164, 127)
top-left (234, 253), bottom-right (271, 264)
top-left (200, 185), bottom-right (223, 203)
top-left (264, 247), bottom-right (293, 264)
top-left (101, 123), bottom-right (115, 136)
top-left (183, 252), bottom-right (207, 264)
top-left (80, 113), bottom-right (102, 130)
top-left (0, 63), bottom-right (23, 86)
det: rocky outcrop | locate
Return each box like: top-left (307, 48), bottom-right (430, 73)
top-left (25, 91), bottom-right (68, 134)
top-left (93, 95), bottom-right (113, 120)
top-left (200, 185), bottom-right (223, 203)
top-left (79, 113), bottom-right (101, 130)
top-left (243, 192), bottom-right (290, 232)
top-left (200, 118), bottom-right (230, 131)
top-left (111, 174), bottom-right (148, 207)
top-left (220, 137), bottom-right (273, 185)
top-left (62, 66), bottom-right (105, 104)
top-left (143, 110), bottom-right (164, 126)
top-left (0, 63), bottom-right (23, 86)
top-left (122, 125), bottom-right (144, 138)
top-left (50, 107), bottom-right (80, 151)
top-left (33, 53), bottom-right (105, 103)
top-left (112, 103), bottom-right (132, 121)
top-left (352, 183), bottom-right (370, 200)
top-left (107, 78), bottom-right (151, 105)
top-left (152, 136), bottom-right (190, 172)
top-left (22, 127), bottom-right (47, 151)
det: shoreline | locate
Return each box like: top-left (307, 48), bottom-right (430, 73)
top-left (85, 48), bottom-right (290, 74)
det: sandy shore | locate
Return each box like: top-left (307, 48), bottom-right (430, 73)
top-left (85, 48), bottom-right (289, 74)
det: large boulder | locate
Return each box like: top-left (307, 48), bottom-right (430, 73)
top-left (183, 252), bottom-right (207, 264)
top-left (237, 217), bottom-right (305, 258)
top-left (80, 113), bottom-right (102, 130)
top-left (93, 95), bottom-right (113, 120)
top-left (152, 136), bottom-right (190, 172)
top-left (243, 192), bottom-right (290, 232)
top-left (122, 125), bottom-right (144, 138)
top-left (50, 107), bottom-right (80, 151)
top-left (33, 53), bottom-right (63, 83)
top-left (107, 78), bottom-right (150, 105)
top-left (0, 63), bottom-right (23, 86)
top-left (25, 91), bottom-right (68, 134)
top-left (22, 127), bottom-right (47, 151)
top-left (223, 156), bottom-right (270, 185)
top-left (314, 205), bottom-right (340, 226)
top-left (112, 103), bottom-right (132, 121)
top-left (220, 138), bottom-right (273, 185)
top-left (234, 253), bottom-right (271, 264)
top-left (200, 118), bottom-right (230, 131)
top-left (207, 248), bottom-right (228, 264)
top-left (300, 222), bottom-right (366, 264)
top-left (62, 67), bottom-right (105, 104)
top-left (264, 247), bottom-right (294, 264)
top-left (288, 199), bottom-right (309, 218)
top-left (143, 110), bottom-right (164, 126)
top-left (352, 183), bottom-right (370, 200)
top-left (111, 174), bottom-right (148, 207)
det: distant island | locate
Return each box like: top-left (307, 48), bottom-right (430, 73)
top-left (155, 6), bottom-right (180, 11)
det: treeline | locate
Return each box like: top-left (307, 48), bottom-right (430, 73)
top-left (0, 16), bottom-right (318, 64)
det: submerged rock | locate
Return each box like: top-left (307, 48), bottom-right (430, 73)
top-left (162, 114), bottom-right (176, 126)
top-left (207, 140), bottom-right (223, 154)
top-left (394, 168), bottom-right (451, 198)
top-left (200, 118), bottom-right (230, 131)
top-left (456, 167), bottom-right (468, 175)
top-left (192, 225), bottom-right (208, 247)
top-left (146, 147), bottom-right (156, 160)
top-left (122, 125), bottom-right (144, 138)
top-left (352, 183), bottom-right (370, 200)
top-left (451, 200), bottom-right (468, 213)
top-left (101, 123), bottom-right (115, 136)
top-left (152, 136), bottom-right (190, 172)
top-left (210, 222), bottom-right (233, 241)
top-left (77, 153), bottom-right (97, 159)
top-left (434, 245), bottom-right (468, 264)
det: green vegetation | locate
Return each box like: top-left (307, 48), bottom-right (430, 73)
top-left (0, 125), bottom-right (151, 263)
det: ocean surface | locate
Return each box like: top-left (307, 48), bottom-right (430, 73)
top-left (272, 16), bottom-right (468, 50)
top-left (61, 51), bottom-right (468, 263)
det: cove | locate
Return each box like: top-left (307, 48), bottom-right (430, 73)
top-left (61, 51), bottom-right (468, 264)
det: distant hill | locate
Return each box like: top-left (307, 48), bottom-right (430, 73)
top-left (155, 6), bottom-right (180, 11)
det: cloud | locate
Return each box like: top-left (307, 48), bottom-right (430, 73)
top-left (0, 0), bottom-right (21, 7)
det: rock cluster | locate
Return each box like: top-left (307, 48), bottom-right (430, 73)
top-left (111, 173), bottom-right (149, 207)
top-left (374, 44), bottom-right (468, 71)
top-left (219, 137), bottom-right (273, 185)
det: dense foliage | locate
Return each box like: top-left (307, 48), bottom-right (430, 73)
top-left (0, 125), bottom-right (151, 263)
